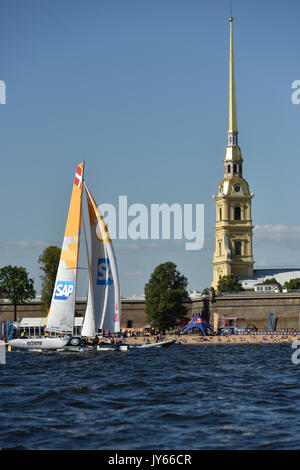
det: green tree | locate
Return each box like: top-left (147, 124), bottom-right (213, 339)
top-left (201, 287), bottom-right (210, 296)
top-left (264, 278), bottom-right (280, 285)
top-left (144, 262), bottom-right (189, 330)
top-left (38, 246), bottom-right (61, 312)
top-left (0, 265), bottom-right (36, 321)
top-left (283, 278), bottom-right (300, 290)
top-left (217, 274), bottom-right (244, 293)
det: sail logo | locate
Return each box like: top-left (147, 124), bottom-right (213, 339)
top-left (97, 258), bottom-right (113, 285)
top-left (54, 281), bottom-right (75, 300)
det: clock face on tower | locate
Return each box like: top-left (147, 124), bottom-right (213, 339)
top-left (234, 184), bottom-right (241, 193)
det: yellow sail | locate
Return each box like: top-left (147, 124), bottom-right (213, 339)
top-left (60, 162), bottom-right (84, 275)
top-left (46, 162), bottom-right (84, 334)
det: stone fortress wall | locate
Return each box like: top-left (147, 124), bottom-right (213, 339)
top-left (1, 290), bottom-right (300, 331)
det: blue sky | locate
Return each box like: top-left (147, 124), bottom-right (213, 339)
top-left (0, 0), bottom-right (300, 296)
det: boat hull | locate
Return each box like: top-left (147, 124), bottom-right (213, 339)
top-left (135, 340), bottom-right (175, 349)
top-left (96, 343), bottom-right (130, 352)
top-left (8, 337), bottom-right (69, 350)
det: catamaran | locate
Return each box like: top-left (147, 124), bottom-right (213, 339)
top-left (9, 162), bottom-right (121, 351)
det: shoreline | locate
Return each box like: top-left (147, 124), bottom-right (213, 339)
top-left (123, 334), bottom-right (299, 346)
top-left (4, 335), bottom-right (298, 348)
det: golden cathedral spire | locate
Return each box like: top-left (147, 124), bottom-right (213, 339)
top-left (211, 10), bottom-right (254, 289)
top-left (228, 14), bottom-right (238, 136)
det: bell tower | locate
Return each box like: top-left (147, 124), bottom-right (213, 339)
top-left (212, 13), bottom-right (254, 289)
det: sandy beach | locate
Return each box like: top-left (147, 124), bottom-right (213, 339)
top-left (123, 334), bottom-right (300, 346)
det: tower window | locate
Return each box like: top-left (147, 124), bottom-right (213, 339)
top-left (219, 208), bottom-right (222, 221)
top-left (219, 242), bottom-right (222, 256)
top-left (235, 241), bottom-right (241, 256)
top-left (227, 165), bottom-right (231, 174)
top-left (233, 164), bottom-right (237, 174)
top-left (234, 206), bottom-right (241, 220)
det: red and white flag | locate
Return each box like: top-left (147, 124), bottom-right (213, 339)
top-left (74, 166), bottom-right (82, 188)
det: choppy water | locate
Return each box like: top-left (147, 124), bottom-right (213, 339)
top-left (0, 344), bottom-right (300, 450)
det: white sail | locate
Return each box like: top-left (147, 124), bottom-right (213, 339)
top-left (81, 215), bottom-right (96, 337)
top-left (101, 240), bottom-right (121, 333)
top-left (84, 184), bottom-right (121, 333)
top-left (81, 282), bottom-right (96, 337)
top-left (45, 163), bottom-right (84, 334)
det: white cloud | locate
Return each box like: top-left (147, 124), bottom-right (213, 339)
top-left (2, 240), bottom-right (50, 249)
top-left (32, 240), bottom-right (50, 248)
top-left (3, 241), bottom-right (31, 248)
top-left (115, 240), bottom-right (186, 255)
top-left (254, 225), bottom-right (300, 249)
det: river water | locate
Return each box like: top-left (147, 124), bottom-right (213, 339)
top-left (0, 343), bottom-right (299, 450)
